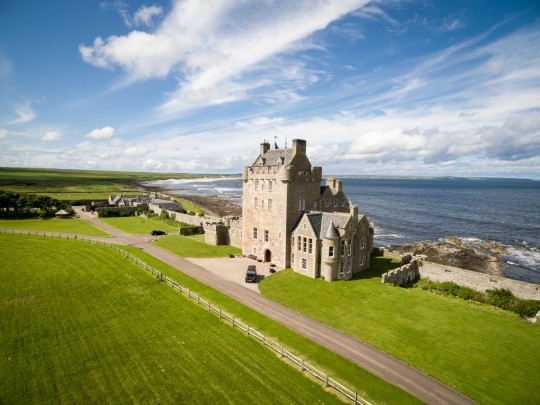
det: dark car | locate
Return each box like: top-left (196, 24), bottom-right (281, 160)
top-left (151, 230), bottom-right (166, 236)
top-left (245, 265), bottom-right (257, 283)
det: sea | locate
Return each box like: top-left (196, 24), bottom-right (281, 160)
top-left (146, 176), bottom-right (540, 284)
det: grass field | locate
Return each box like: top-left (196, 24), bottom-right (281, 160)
top-left (98, 216), bottom-right (182, 235)
top-left (0, 234), bottom-right (345, 404)
top-left (154, 234), bottom-right (242, 258)
top-left (0, 218), bottom-right (110, 236)
top-left (119, 244), bottom-right (421, 404)
top-left (259, 260), bottom-right (540, 405)
top-left (0, 167), bottom-right (211, 201)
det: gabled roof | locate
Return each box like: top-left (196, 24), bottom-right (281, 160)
top-left (253, 148), bottom-right (293, 167)
top-left (292, 211), bottom-right (355, 240)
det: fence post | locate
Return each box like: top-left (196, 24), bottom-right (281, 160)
top-left (301, 359), bottom-right (304, 371)
top-left (219, 309), bottom-right (222, 319)
top-left (325, 374), bottom-right (329, 387)
top-left (232, 317), bottom-right (235, 327)
top-left (280, 346), bottom-right (283, 358)
top-left (354, 392), bottom-right (358, 405)
top-left (247, 325), bottom-right (250, 335)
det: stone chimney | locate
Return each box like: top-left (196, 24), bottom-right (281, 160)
top-left (292, 139), bottom-right (306, 156)
top-left (326, 177), bottom-right (342, 193)
top-left (260, 141), bottom-right (270, 155)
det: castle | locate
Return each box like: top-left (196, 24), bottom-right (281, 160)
top-left (205, 139), bottom-right (373, 281)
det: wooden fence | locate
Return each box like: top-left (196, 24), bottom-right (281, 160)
top-left (1, 229), bottom-right (372, 405)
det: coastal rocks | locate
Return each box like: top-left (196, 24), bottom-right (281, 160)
top-left (390, 237), bottom-right (502, 276)
top-left (177, 194), bottom-right (242, 218)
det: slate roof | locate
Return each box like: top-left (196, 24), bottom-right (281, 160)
top-left (300, 211), bottom-right (353, 239)
top-left (254, 148), bottom-right (294, 166)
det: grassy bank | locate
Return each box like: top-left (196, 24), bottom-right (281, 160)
top-left (154, 234), bottom-right (242, 258)
top-left (0, 218), bottom-right (109, 236)
top-left (259, 258), bottom-right (540, 405)
top-left (0, 234), bottom-right (346, 404)
top-left (98, 216), bottom-right (182, 235)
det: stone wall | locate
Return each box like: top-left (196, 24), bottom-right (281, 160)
top-left (382, 261), bottom-right (420, 286)
top-left (419, 261), bottom-right (540, 301)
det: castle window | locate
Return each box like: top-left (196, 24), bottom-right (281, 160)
top-left (253, 227), bottom-right (258, 239)
top-left (268, 199), bottom-right (272, 211)
top-left (325, 199), bottom-right (329, 208)
top-left (313, 200), bottom-right (318, 210)
top-left (254, 197), bottom-right (258, 208)
top-left (298, 237), bottom-right (301, 251)
top-left (334, 199), bottom-right (338, 208)
top-left (308, 239), bottom-right (313, 254)
top-left (254, 247), bottom-right (257, 254)
top-left (342, 199), bottom-right (346, 207)
top-left (329, 246), bottom-right (334, 257)
top-left (264, 230), bottom-right (269, 242)
top-left (360, 256), bottom-right (364, 266)
top-left (347, 262), bottom-right (351, 273)
top-left (340, 240), bottom-right (346, 256)
top-left (255, 180), bottom-right (259, 191)
top-left (269, 181), bottom-right (272, 191)
top-left (261, 199), bottom-right (264, 209)
top-left (348, 243), bottom-right (352, 256)
top-left (302, 259), bottom-right (307, 270)
top-left (298, 197), bottom-right (305, 211)
top-left (303, 237), bottom-right (307, 252)
top-left (340, 262), bottom-right (344, 275)
top-left (292, 254), bottom-right (294, 264)
top-left (361, 239), bottom-right (365, 249)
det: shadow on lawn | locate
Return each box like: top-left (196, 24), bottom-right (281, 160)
top-left (352, 255), bottom-right (400, 281)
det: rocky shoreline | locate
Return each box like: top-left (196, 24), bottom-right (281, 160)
top-left (389, 237), bottom-right (504, 275)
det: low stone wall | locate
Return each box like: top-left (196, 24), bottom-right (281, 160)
top-left (382, 261), bottom-right (419, 286)
top-left (419, 261), bottom-right (540, 301)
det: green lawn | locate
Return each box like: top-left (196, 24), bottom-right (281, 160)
top-left (259, 258), bottom-right (540, 405)
top-left (120, 244), bottom-right (420, 405)
top-left (99, 216), bottom-right (182, 234)
top-left (0, 218), bottom-right (109, 236)
top-left (0, 234), bottom-right (344, 404)
top-left (154, 234), bottom-right (242, 258)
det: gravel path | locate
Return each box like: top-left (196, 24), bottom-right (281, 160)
top-left (72, 208), bottom-right (475, 405)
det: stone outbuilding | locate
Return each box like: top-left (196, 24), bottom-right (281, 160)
top-left (55, 209), bottom-right (71, 219)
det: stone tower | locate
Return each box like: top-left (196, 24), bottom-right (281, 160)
top-left (242, 139), bottom-right (322, 269)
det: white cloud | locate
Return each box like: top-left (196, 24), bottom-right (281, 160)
top-left (42, 131), bottom-right (62, 141)
top-left (86, 126), bottom-right (115, 139)
top-left (0, 128), bottom-right (8, 138)
top-left (134, 5), bottom-right (163, 26)
top-left (81, 0), bottom-right (370, 114)
top-left (9, 100), bottom-right (36, 124)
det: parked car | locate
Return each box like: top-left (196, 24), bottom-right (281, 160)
top-left (151, 230), bottom-right (166, 236)
top-left (245, 265), bottom-right (257, 283)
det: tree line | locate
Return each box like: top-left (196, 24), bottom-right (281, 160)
top-left (0, 190), bottom-right (70, 216)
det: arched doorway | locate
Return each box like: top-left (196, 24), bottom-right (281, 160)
top-left (264, 249), bottom-right (272, 263)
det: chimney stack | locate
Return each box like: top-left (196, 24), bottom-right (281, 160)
top-left (260, 141), bottom-right (270, 155)
top-left (292, 139), bottom-right (306, 156)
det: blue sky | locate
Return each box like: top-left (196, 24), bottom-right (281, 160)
top-left (1, 0), bottom-right (539, 178)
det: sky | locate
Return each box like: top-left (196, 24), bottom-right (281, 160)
top-left (1, 0), bottom-right (539, 179)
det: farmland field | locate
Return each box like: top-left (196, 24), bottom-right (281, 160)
top-left (0, 167), bottom-right (211, 201)
top-left (259, 263), bottom-right (540, 405)
top-left (0, 234), bottom-right (344, 404)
